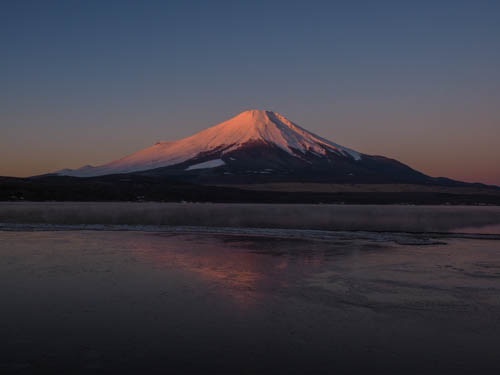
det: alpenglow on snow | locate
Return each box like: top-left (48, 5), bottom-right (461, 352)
top-left (58, 110), bottom-right (363, 177)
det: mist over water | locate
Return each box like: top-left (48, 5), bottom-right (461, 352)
top-left (1, 202), bottom-right (500, 234)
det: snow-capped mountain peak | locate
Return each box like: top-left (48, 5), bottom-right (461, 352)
top-left (195, 109), bottom-right (360, 158)
top-left (59, 110), bottom-right (362, 177)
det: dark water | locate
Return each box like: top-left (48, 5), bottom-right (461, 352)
top-left (1, 230), bottom-right (500, 374)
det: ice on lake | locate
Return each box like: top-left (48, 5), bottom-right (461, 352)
top-left (1, 216), bottom-right (500, 373)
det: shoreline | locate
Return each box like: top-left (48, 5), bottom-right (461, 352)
top-left (2, 223), bottom-right (500, 246)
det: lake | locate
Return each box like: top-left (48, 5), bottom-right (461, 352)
top-left (1, 204), bottom-right (500, 373)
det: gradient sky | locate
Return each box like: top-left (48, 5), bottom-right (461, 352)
top-left (2, 0), bottom-right (499, 185)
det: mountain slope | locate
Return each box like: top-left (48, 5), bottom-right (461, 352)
top-left (58, 109), bottom-right (448, 185)
top-left (59, 110), bottom-right (362, 177)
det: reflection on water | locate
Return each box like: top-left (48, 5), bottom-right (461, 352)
top-left (131, 236), bottom-right (262, 308)
top-left (1, 230), bottom-right (500, 374)
top-left (128, 235), bottom-right (329, 308)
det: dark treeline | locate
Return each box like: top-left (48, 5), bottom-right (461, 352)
top-left (1, 175), bottom-right (500, 205)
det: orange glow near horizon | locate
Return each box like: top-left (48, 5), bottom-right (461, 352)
top-left (2, 107), bottom-right (499, 185)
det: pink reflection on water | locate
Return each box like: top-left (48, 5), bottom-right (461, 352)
top-left (129, 235), bottom-right (264, 309)
top-left (129, 234), bottom-right (327, 309)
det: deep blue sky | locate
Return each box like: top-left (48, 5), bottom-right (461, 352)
top-left (2, 0), bottom-right (499, 184)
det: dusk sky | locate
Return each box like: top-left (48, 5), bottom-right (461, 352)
top-left (2, 0), bottom-right (499, 185)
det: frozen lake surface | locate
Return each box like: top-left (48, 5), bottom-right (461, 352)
top-left (2, 224), bottom-right (500, 374)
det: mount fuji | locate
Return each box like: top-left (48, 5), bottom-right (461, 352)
top-left (57, 109), bottom-right (446, 185)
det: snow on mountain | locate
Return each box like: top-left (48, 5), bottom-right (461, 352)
top-left (59, 109), bottom-right (362, 177)
top-left (185, 159), bottom-right (226, 171)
